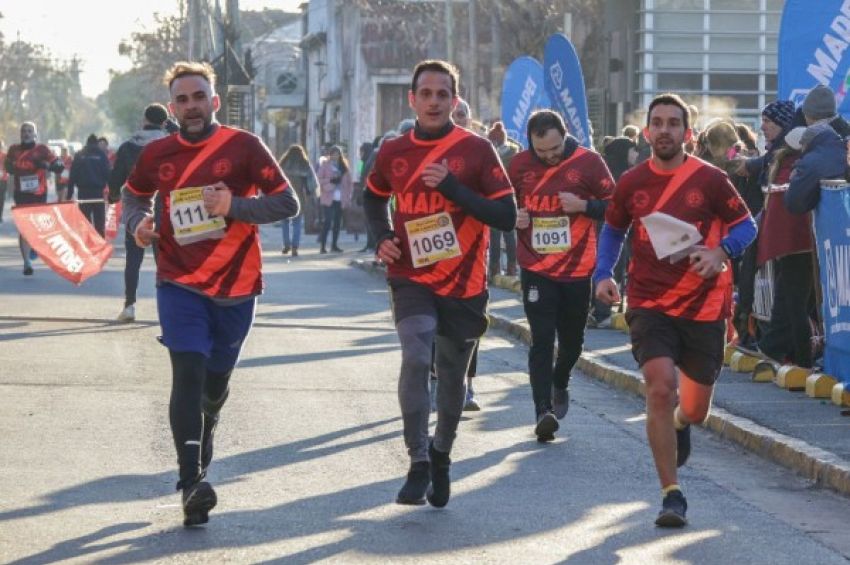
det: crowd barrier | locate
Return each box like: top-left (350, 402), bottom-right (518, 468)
top-left (814, 180), bottom-right (850, 384)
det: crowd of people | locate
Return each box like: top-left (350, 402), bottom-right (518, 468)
top-left (3, 51), bottom-right (847, 532)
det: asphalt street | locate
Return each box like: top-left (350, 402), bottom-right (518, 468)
top-left (1, 222), bottom-right (849, 564)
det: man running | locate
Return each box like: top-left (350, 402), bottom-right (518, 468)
top-left (510, 110), bottom-right (615, 442)
top-left (364, 59), bottom-right (516, 508)
top-left (123, 61), bottom-right (299, 527)
top-left (4, 122), bottom-right (64, 275)
top-left (594, 93), bottom-right (756, 527)
top-left (108, 103), bottom-right (171, 322)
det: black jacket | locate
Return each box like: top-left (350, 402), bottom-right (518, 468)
top-left (107, 127), bottom-right (168, 203)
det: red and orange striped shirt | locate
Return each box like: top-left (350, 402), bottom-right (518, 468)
top-left (509, 147), bottom-right (614, 282)
top-left (126, 126), bottom-right (289, 299)
top-left (367, 127), bottom-right (514, 298)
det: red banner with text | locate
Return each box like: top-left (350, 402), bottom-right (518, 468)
top-left (12, 202), bottom-right (113, 285)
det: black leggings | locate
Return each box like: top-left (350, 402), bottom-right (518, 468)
top-left (521, 270), bottom-right (591, 415)
top-left (168, 351), bottom-right (232, 487)
top-left (759, 252), bottom-right (815, 368)
top-left (320, 202), bottom-right (342, 248)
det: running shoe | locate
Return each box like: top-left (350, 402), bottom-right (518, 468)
top-left (534, 410), bottom-right (559, 443)
top-left (182, 480), bottom-right (217, 527)
top-left (463, 387), bottom-right (481, 411)
top-left (552, 387), bottom-right (569, 420)
top-left (23, 265), bottom-right (33, 276)
top-left (396, 461), bottom-right (430, 505)
top-left (676, 424), bottom-right (691, 467)
top-left (655, 489), bottom-right (688, 527)
top-left (117, 305), bottom-right (135, 322)
top-left (426, 441), bottom-right (451, 508)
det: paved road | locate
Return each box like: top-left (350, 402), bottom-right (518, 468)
top-left (1, 224), bottom-right (849, 564)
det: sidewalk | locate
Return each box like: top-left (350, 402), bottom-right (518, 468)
top-left (352, 259), bottom-right (850, 498)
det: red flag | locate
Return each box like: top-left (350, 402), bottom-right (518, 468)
top-left (12, 202), bottom-right (113, 285)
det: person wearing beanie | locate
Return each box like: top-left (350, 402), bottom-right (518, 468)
top-left (802, 84), bottom-right (850, 139)
top-left (108, 103), bottom-right (172, 322)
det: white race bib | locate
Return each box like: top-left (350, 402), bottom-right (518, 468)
top-left (19, 175), bottom-right (39, 193)
top-left (531, 216), bottom-right (571, 254)
top-left (169, 186), bottom-right (226, 245)
top-left (404, 211), bottom-right (461, 267)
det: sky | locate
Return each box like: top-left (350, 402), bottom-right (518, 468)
top-left (0, 0), bottom-right (303, 98)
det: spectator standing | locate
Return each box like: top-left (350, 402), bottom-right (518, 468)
top-left (69, 134), bottom-right (111, 236)
top-left (0, 140), bottom-right (7, 222)
top-left (317, 145), bottom-right (353, 253)
top-left (487, 121), bottom-right (520, 278)
top-left (108, 103), bottom-right (171, 322)
top-left (279, 144), bottom-right (319, 257)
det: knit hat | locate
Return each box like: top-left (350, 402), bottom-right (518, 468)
top-left (144, 103), bottom-right (168, 125)
top-left (802, 85), bottom-right (837, 121)
top-left (487, 121), bottom-right (507, 145)
top-left (761, 100), bottom-right (795, 129)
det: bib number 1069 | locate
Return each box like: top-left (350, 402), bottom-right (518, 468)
top-left (404, 211), bottom-right (462, 267)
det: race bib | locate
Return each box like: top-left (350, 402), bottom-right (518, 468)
top-left (19, 175), bottom-right (40, 193)
top-left (169, 186), bottom-right (226, 245)
top-left (531, 216), bottom-right (571, 254)
top-left (404, 211), bottom-right (461, 267)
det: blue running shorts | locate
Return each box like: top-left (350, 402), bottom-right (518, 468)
top-left (157, 283), bottom-right (256, 373)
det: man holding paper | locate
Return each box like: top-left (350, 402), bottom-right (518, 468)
top-left (594, 93), bottom-right (756, 528)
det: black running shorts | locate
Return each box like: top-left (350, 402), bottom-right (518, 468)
top-left (625, 307), bottom-right (726, 385)
top-left (389, 278), bottom-right (489, 341)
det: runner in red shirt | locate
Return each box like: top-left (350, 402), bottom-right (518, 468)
top-left (123, 61), bottom-right (299, 527)
top-left (4, 122), bottom-right (65, 275)
top-left (509, 110), bottom-right (614, 441)
top-left (364, 60), bottom-right (516, 508)
top-left (594, 93), bottom-right (756, 527)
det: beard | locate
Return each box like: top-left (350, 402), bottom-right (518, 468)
top-left (652, 137), bottom-right (683, 161)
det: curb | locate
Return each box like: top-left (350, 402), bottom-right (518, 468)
top-left (351, 259), bottom-right (850, 497)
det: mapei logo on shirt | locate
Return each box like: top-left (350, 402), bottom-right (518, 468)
top-left (686, 189), bottom-right (705, 208)
top-left (522, 171), bottom-right (538, 185)
top-left (447, 157), bottom-right (465, 175)
top-left (158, 162), bottom-right (176, 182)
top-left (565, 169), bottom-right (581, 184)
top-left (391, 157), bottom-right (409, 178)
top-left (212, 158), bottom-right (232, 177)
top-left (632, 190), bottom-right (650, 211)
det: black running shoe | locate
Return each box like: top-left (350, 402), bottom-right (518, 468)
top-left (655, 489), bottom-right (688, 527)
top-left (396, 461), bottom-right (430, 505)
top-left (534, 410), bottom-right (559, 442)
top-left (676, 424), bottom-right (691, 467)
top-left (426, 441), bottom-right (451, 508)
top-left (201, 413), bottom-right (220, 473)
top-left (23, 266), bottom-right (33, 276)
top-left (552, 387), bottom-right (569, 420)
top-left (182, 480), bottom-right (217, 527)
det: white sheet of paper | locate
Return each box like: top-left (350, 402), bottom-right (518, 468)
top-left (641, 211), bottom-right (703, 261)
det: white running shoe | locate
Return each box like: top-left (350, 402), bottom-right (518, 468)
top-left (117, 304), bottom-right (135, 322)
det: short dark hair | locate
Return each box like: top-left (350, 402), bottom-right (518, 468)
top-left (144, 103), bottom-right (168, 125)
top-left (527, 110), bottom-right (566, 143)
top-left (647, 93), bottom-right (690, 130)
top-left (411, 59), bottom-right (459, 96)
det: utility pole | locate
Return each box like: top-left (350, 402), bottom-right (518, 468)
top-left (468, 0), bottom-right (478, 112)
top-left (446, 0), bottom-right (453, 62)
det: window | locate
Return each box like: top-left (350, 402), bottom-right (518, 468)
top-left (711, 0), bottom-right (758, 10)
top-left (657, 53), bottom-right (703, 70)
top-left (657, 72), bottom-right (703, 90)
top-left (710, 13), bottom-right (760, 32)
top-left (655, 0), bottom-right (705, 9)
top-left (709, 74), bottom-right (759, 91)
top-left (709, 53), bottom-right (760, 70)
top-left (655, 12), bottom-right (704, 32)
